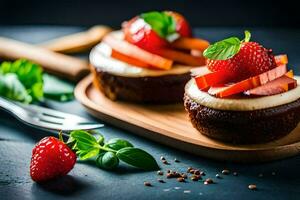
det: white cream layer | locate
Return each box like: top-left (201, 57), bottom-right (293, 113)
top-left (185, 76), bottom-right (300, 111)
top-left (89, 31), bottom-right (195, 77)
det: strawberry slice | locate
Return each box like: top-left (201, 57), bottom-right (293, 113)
top-left (195, 69), bottom-right (235, 90)
top-left (245, 71), bottom-right (297, 96)
top-left (111, 49), bottom-right (151, 68)
top-left (213, 64), bottom-right (287, 98)
top-left (275, 54), bottom-right (288, 66)
top-left (171, 37), bottom-right (210, 52)
top-left (103, 34), bottom-right (173, 70)
top-left (153, 48), bottom-right (206, 66)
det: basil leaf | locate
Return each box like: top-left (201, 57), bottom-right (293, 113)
top-left (141, 11), bottom-right (176, 38)
top-left (78, 148), bottom-right (99, 160)
top-left (0, 74), bottom-right (32, 103)
top-left (104, 138), bottom-right (133, 151)
top-left (43, 73), bottom-right (74, 102)
top-left (96, 152), bottom-right (119, 170)
top-left (0, 59), bottom-right (43, 102)
top-left (116, 147), bottom-right (159, 170)
top-left (203, 37), bottom-right (241, 60)
top-left (70, 130), bottom-right (99, 150)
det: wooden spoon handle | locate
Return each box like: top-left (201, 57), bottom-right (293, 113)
top-left (39, 25), bottom-right (112, 53)
top-left (0, 37), bottom-right (89, 81)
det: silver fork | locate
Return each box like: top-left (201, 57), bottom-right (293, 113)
top-left (0, 97), bottom-right (103, 131)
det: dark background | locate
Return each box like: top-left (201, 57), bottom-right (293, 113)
top-left (0, 0), bottom-right (299, 28)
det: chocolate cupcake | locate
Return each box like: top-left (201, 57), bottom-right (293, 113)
top-left (90, 40), bottom-right (192, 103)
top-left (184, 77), bottom-right (300, 144)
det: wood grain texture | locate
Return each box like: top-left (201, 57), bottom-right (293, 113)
top-left (74, 75), bottom-right (300, 162)
top-left (39, 26), bottom-right (112, 53)
top-left (0, 37), bottom-right (89, 81)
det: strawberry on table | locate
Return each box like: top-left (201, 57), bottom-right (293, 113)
top-left (30, 136), bottom-right (76, 182)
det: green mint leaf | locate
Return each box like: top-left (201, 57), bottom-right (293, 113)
top-left (140, 11), bottom-right (176, 38)
top-left (203, 30), bottom-right (252, 60)
top-left (79, 148), bottom-right (100, 160)
top-left (43, 73), bottom-right (74, 102)
top-left (104, 138), bottom-right (133, 151)
top-left (0, 74), bottom-right (32, 103)
top-left (0, 59), bottom-right (43, 102)
top-left (70, 130), bottom-right (99, 151)
top-left (243, 30), bottom-right (251, 42)
top-left (116, 147), bottom-right (159, 171)
top-left (96, 152), bottom-right (119, 170)
top-left (203, 37), bottom-right (241, 60)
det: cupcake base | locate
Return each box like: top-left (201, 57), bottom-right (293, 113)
top-left (184, 93), bottom-right (300, 144)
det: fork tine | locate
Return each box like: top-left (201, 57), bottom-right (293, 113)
top-left (28, 120), bottom-right (103, 131)
top-left (38, 115), bottom-right (64, 125)
top-left (68, 123), bottom-right (104, 131)
top-left (22, 104), bottom-right (83, 120)
top-left (11, 101), bottom-right (104, 131)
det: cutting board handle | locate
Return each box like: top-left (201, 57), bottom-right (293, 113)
top-left (39, 25), bottom-right (112, 53)
top-left (0, 26), bottom-right (112, 81)
top-left (0, 37), bottom-right (89, 81)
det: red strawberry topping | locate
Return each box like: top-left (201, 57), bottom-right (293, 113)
top-left (30, 136), bottom-right (76, 182)
top-left (165, 11), bottom-right (192, 37)
top-left (123, 17), bottom-right (168, 52)
top-left (206, 42), bottom-right (277, 81)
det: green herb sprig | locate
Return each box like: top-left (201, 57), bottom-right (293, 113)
top-left (203, 30), bottom-right (251, 60)
top-left (67, 130), bottom-right (159, 171)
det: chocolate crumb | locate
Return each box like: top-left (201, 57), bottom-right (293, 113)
top-left (177, 177), bottom-right (185, 182)
top-left (144, 182), bottom-right (152, 187)
top-left (222, 169), bottom-right (230, 175)
top-left (162, 160), bottom-right (169, 165)
top-left (248, 184), bottom-right (257, 190)
top-left (205, 178), bottom-right (213, 184)
top-left (158, 179), bottom-right (165, 183)
top-left (157, 171), bottom-right (164, 176)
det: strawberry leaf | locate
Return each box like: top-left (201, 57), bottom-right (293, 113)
top-left (243, 30), bottom-right (251, 42)
top-left (203, 37), bottom-right (241, 60)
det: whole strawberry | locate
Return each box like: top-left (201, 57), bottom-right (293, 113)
top-left (30, 136), bottom-right (76, 182)
top-left (204, 31), bottom-right (277, 81)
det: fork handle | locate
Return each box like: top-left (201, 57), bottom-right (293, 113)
top-left (0, 97), bottom-right (24, 116)
top-left (0, 37), bottom-right (89, 81)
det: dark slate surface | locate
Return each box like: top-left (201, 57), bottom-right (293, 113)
top-left (0, 26), bottom-right (300, 200)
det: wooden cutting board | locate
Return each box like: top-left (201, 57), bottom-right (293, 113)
top-left (74, 75), bottom-right (300, 163)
